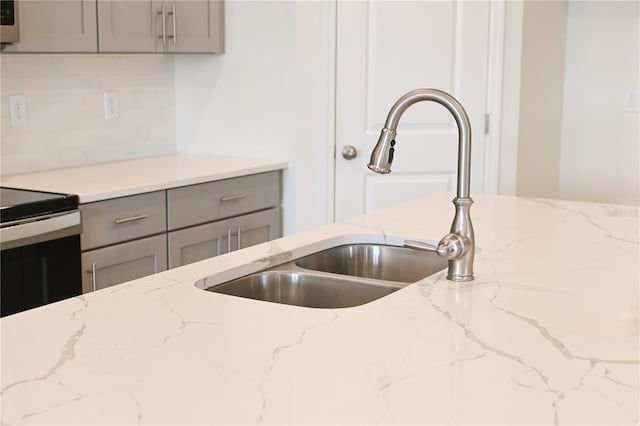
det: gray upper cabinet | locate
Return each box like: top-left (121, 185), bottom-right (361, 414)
top-left (97, 0), bottom-right (163, 53)
top-left (98, 0), bottom-right (224, 53)
top-left (2, 0), bottom-right (223, 53)
top-left (164, 1), bottom-right (224, 53)
top-left (3, 0), bottom-right (98, 53)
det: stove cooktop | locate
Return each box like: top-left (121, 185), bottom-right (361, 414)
top-left (0, 187), bottom-right (79, 224)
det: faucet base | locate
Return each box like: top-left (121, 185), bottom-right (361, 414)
top-left (446, 271), bottom-right (475, 282)
top-left (446, 197), bottom-right (475, 282)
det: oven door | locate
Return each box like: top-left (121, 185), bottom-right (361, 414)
top-left (1, 211), bottom-right (82, 317)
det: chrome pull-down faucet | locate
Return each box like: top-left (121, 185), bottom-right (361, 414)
top-left (368, 88), bottom-right (475, 282)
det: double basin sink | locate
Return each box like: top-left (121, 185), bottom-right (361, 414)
top-left (204, 243), bottom-right (447, 309)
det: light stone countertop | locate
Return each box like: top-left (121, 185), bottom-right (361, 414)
top-left (0, 154), bottom-right (288, 203)
top-left (1, 193), bottom-right (638, 425)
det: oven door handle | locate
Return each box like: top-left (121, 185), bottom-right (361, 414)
top-left (0, 210), bottom-right (81, 250)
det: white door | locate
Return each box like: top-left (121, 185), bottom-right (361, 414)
top-left (335, 0), bottom-right (491, 221)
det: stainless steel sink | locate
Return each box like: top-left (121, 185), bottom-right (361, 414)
top-left (208, 271), bottom-right (402, 309)
top-left (204, 243), bottom-right (447, 309)
top-left (294, 244), bottom-right (447, 283)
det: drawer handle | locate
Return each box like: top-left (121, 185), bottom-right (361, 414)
top-left (114, 214), bottom-right (149, 225)
top-left (220, 194), bottom-right (247, 202)
top-left (167, 4), bottom-right (176, 45)
top-left (87, 262), bottom-right (97, 292)
top-left (224, 227), bottom-right (242, 252)
top-left (157, 6), bottom-right (167, 45)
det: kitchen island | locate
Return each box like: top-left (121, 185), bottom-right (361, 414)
top-left (1, 194), bottom-right (638, 425)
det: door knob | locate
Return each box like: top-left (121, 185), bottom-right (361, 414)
top-left (341, 145), bottom-right (358, 160)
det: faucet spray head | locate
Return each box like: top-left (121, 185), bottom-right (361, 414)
top-left (367, 128), bottom-right (396, 174)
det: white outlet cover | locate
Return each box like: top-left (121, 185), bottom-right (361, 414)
top-left (104, 91), bottom-right (119, 120)
top-left (9, 94), bottom-right (28, 127)
top-left (624, 89), bottom-right (639, 113)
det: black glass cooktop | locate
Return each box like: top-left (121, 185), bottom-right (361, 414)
top-left (0, 187), bottom-right (79, 224)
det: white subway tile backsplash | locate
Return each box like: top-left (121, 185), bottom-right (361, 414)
top-left (1, 54), bottom-right (176, 176)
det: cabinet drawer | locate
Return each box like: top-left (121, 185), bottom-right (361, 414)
top-left (81, 234), bottom-right (168, 293)
top-left (167, 171), bottom-right (280, 230)
top-left (80, 191), bottom-right (167, 250)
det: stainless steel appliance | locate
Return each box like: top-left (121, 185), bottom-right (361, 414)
top-left (0, 0), bottom-right (19, 43)
top-left (1, 187), bottom-right (82, 317)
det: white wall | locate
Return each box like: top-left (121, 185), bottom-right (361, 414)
top-left (175, 1), bottom-right (335, 235)
top-left (1, 55), bottom-right (176, 175)
top-left (498, 1), bottom-right (523, 196)
top-left (500, 0), bottom-right (639, 206)
top-left (515, 0), bottom-right (566, 199)
top-left (559, 1), bottom-right (639, 205)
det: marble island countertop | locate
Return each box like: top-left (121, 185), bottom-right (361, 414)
top-left (1, 194), bottom-right (638, 425)
top-left (0, 154), bottom-right (288, 203)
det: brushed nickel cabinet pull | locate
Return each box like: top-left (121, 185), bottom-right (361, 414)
top-left (91, 262), bottom-right (97, 292)
top-left (114, 214), bottom-right (148, 225)
top-left (167, 4), bottom-right (176, 45)
top-left (157, 6), bottom-right (167, 45)
top-left (220, 194), bottom-right (247, 202)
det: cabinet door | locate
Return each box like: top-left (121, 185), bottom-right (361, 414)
top-left (228, 208), bottom-right (281, 252)
top-left (168, 208), bottom-right (281, 268)
top-left (168, 219), bottom-right (228, 268)
top-left (97, 0), bottom-right (163, 52)
top-left (81, 234), bottom-right (167, 293)
top-left (97, 0), bottom-right (224, 53)
top-left (165, 0), bottom-right (224, 53)
top-left (4, 0), bottom-right (97, 52)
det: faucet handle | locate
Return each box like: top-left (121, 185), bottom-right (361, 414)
top-left (404, 234), bottom-right (469, 260)
top-left (404, 239), bottom-right (443, 255)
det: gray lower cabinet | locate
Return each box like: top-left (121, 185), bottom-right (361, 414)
top-left (79, 171), bottom-right (282, 293)
top-left (3, 0), bottom-right (98, 52)
top-left (80, 191), bottom-right (168, 293)
top-left (168, 208), bottom-right (281, 268)
top-left (81, 234), bottom-right (168, 293)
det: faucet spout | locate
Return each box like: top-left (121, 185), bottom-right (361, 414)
top-left (367, 88), bottom-right (475, 282)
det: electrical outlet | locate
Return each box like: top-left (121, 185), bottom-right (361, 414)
top-left (624, 89), bottom-right (639, 113)
top-left (9, 94), bottom-right (28, 127)
top-left (104, 91), bottom-right (119, 120)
